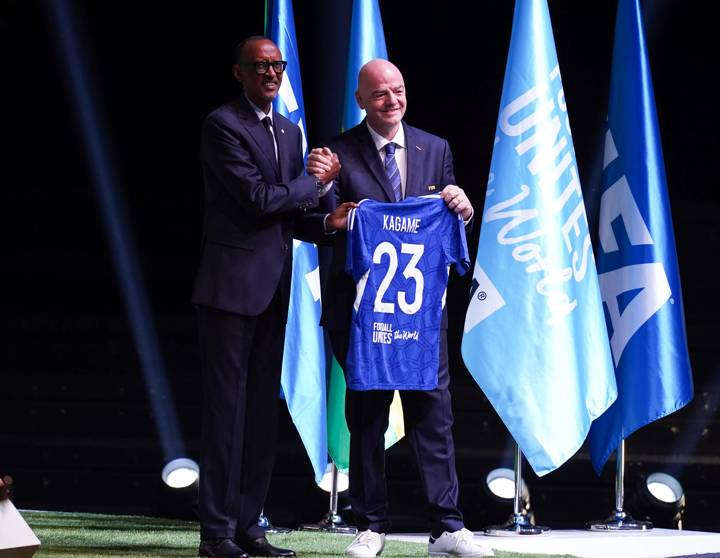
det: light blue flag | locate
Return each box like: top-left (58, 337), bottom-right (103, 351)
top-left (328, 0), bottom-right (404, 472)
top-left (588, 0), bottom-right (693, 474)
top-left (341, 0), bottom-right (388, 132)
top-left (267, 0), bottom-right (327, 484)
top-left (461, 0), bottom-right (617, 476)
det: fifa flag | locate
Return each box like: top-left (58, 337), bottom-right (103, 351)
top-left (267, 0), bottom-right (328, 484)
top-left (461, 0), bottom-right (617, 476)
top-left (587, 0), bottom-right (693, 473)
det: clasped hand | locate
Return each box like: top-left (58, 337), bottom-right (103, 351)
top-left (307, 147), bottom-right (341, 184)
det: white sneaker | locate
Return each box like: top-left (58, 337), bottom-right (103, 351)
top-left (345, 529), bottom-right (385, 557)
top-left (429, 528), bottom-right (494, 557)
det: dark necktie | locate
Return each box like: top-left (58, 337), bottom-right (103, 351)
top-left (262, 116), bottom-right (278, 164)
top-left (384, 142), bottom-right (402, 202)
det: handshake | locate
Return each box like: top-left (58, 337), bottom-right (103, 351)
top-left (306, 147), bottom-right (357, 232)
top-left (306, 147), bottom-right (341, 186)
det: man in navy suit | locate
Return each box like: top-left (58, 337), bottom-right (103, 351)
top-left (191, 36), bottom-right (345, 558)
top-left (323, 59), bottom-right (494, 558)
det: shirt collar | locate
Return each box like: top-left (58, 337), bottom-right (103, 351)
top-left (366, 121), bottom-right (406, 153)
top-left (245, 93), bottom-right (274, 123)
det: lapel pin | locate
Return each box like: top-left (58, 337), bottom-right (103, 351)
top-left (416, 145), bottom-right (423, 151)
top-left (281, 128), bottom-right (285, 134)
top-left (427, 184), bottom-right (436, 191)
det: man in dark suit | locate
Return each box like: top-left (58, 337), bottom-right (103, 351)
top-left (191, 36), bottom-right (344, 558)
top-left (323, 59), bottom-right (494, 558)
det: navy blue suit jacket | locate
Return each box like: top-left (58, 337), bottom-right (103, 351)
top-left (322, 120), bottom-right (456, 332)
top-left (192, 96), bottom-right (322, 317)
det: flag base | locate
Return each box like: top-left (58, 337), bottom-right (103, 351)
top-left (485, 513), bottom-right (550, 536)
top-left (587, 510), bottom-right (653, 531)
top-left (258, 512), bottom-right (293, 534)
top-left (298, 512), bottom-right (357, 535)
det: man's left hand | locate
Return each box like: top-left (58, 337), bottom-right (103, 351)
top-left (440, 184), bottom-right (473, 222)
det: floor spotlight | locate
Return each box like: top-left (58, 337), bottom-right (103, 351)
top-left (644, 472), bottom-right (685, 529)
top-left (161, 458), bottom-right (199, 489)
top-left (627, 472), bottom-right (685, 529)
top-left (158, 458), bottom-right (199, 520)
top-left (486, 468), bottom-right (522, 501)
top-left (486, 468), bottom-right (532, 516)
top-left (318, 465), bottom-right (349, 493)
top-left (646, 473), bottom-right (684, 505)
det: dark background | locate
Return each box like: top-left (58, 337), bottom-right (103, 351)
top-left (2, 0), bottom-right (718, 532)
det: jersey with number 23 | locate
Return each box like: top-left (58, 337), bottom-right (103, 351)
top-left (345, 195), bottom-right (470, 390)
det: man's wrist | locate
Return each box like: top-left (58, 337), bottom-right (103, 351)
top-left (323, 213), bottom-right (337, 235)
top-left (316, 179), bottom-right (333, 198)
top-left (463, 207), bottom-right (474, 225)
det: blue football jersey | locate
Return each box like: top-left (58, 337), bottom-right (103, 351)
top-left (345, 195), bottom-right (470, 390)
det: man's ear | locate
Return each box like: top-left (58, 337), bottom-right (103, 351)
top-left (232, 64), bottom-right (243, 84)
top-left (355, 90), bottom-right (365, 110)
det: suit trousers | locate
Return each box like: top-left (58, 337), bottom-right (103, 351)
top-left (329, 329), bottom-right (464, 536)
top-left (196, 288), bottom-right (287, 541)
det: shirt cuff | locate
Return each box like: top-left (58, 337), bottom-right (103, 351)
top-left (463, 207), bottom-right (474, 226)
top-left (323, 213), bottom-right (337, 235)
top-left (317, 179), bottom-right (334, 198)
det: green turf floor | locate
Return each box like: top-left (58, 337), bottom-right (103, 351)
top-left (23, 510), bottom-right (578, 558)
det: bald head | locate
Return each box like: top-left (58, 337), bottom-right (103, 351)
top-left (355, 59), bottom-right (406, 139)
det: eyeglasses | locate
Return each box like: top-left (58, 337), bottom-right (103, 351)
top-left (241, 60), bottom-right (288, 75)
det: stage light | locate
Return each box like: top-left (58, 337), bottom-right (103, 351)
top-left (627, 472), bottom-right (685, 530)
top-left (485, 467), bottom-right (534, 522)
top-left (162, 458), bottom-right (199, 488)
top-left (486, 468), bottom-right (519, 500)
top-left (646, 472), bottom-right (684, 504)
top-left (318, 463), bottom-right (349, 493)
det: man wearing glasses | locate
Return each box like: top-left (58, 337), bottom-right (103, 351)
top-left (192, 36), bottom-right (341, 558)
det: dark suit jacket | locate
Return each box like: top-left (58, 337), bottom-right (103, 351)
top-left (322, 120), bottom-right (456, 332)
top-left (192, 95), bottom-right (321, 317)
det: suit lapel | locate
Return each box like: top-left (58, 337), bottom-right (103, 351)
top-left (355, 123), bottom-right (396, 202)
top-left (403, 123), bottom-right (425, 198)
top-left (234, 97), bottom-right (281, 181)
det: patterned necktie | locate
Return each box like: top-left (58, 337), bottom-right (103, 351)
top-left (384, 142), bottom-right (402, 202)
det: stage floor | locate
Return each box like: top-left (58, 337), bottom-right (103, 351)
top-left (388, 528), bottom-right (720, 558)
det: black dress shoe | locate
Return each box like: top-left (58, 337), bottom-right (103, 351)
top-left (198, 538), bottom-right (250, 558)
top-left (236, 536), bottom-right (296, 557)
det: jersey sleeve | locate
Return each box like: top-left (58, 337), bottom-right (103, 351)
top-left (345, 206), bottom-right (372, 282)
top-left (442, 208), bottom-right (471, 276)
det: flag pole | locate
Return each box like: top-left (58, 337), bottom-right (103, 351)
top-left (299, 463), bottom-right (357, 534)
top-left (587, 441), bottom-right (652, 531)
top-left (485, 443), bottom-right (549, 536)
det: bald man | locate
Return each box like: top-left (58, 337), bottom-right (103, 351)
top-left (323, 60), bottom-right (493, 557)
